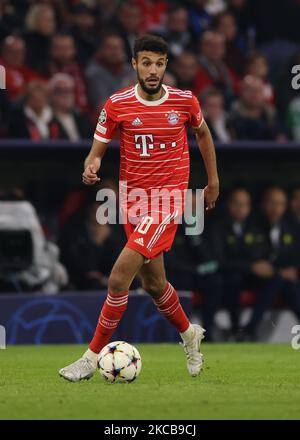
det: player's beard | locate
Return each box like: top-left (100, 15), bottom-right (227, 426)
top-left (137, 71), bottom-right (164, 96)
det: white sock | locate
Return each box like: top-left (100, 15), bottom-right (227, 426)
top-left (180, 323), bottom-right (195, 344)
top-left (83, 348), bottom-right (98, 367)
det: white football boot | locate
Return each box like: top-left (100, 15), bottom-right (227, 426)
top-left (59, 356), bottom-right (97, 382)
top-left (180, 324), bottom-right (205, 377)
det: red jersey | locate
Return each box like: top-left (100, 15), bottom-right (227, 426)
top-left (94, 84), bottom-right (204, 217)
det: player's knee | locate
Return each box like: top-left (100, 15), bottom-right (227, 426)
top-left (108, 272), bottom-right (129, 295)
top-left (142, 277), bottom-right (167, 297)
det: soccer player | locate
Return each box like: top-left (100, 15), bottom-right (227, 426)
top-left (59, 35), bottom-right (219, 381)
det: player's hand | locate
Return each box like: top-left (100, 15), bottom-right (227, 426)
top-left (204, 182), bottom-right (219, 210)
top-left (82, 160), bottom-right (100, 185)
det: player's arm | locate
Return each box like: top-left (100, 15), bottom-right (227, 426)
top-left (83, 100), bottom-right (118, 185)
top-left (193, 120), bottom-right (219, 210)
top-left (82, 139), bottom-right (108, 185)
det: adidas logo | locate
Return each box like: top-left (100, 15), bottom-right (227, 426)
top-left (134, 237), bottom-right (144, 246)
top-left (132, 117), bottom-right (143, 126)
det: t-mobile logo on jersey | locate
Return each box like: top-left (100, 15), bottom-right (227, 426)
top-left (135, 134), bottom-right (177, 157)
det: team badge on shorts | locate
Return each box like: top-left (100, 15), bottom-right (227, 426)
top-left (99, 108), bottom-right (107, 124)
top-left (166, 110), bottom-right (180, 125)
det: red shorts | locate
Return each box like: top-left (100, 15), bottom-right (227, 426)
top-left (123, 211), bottom-right (180, 260)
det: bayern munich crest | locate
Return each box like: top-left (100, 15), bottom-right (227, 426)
top-left (166, 110), bottom-right (180, 125)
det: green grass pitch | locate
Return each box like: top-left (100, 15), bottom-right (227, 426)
top-left (0, 343), bottom-right (300, 420)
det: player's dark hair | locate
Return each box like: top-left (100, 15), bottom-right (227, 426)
top-left (133, 34), bottom-right (168, 59)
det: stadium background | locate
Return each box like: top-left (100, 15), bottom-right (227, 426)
top-left (1, 0), bottom-right (300, 345)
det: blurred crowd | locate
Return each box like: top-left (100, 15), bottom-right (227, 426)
top-left (165, 185), bottom-right (300, 341)
top-left (1, 0), bottom-right (300, 141)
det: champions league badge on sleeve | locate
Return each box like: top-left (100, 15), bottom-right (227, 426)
top-left (99, 108), bottom-right (107, 124)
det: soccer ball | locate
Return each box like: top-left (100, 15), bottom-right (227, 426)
top-left (98, 341), bottom-right (142, 383)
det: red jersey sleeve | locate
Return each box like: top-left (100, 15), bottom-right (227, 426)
top-left (94, 98), bottom-right (118, 143)
top-left (188, 94), bottom-right (204, 128)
